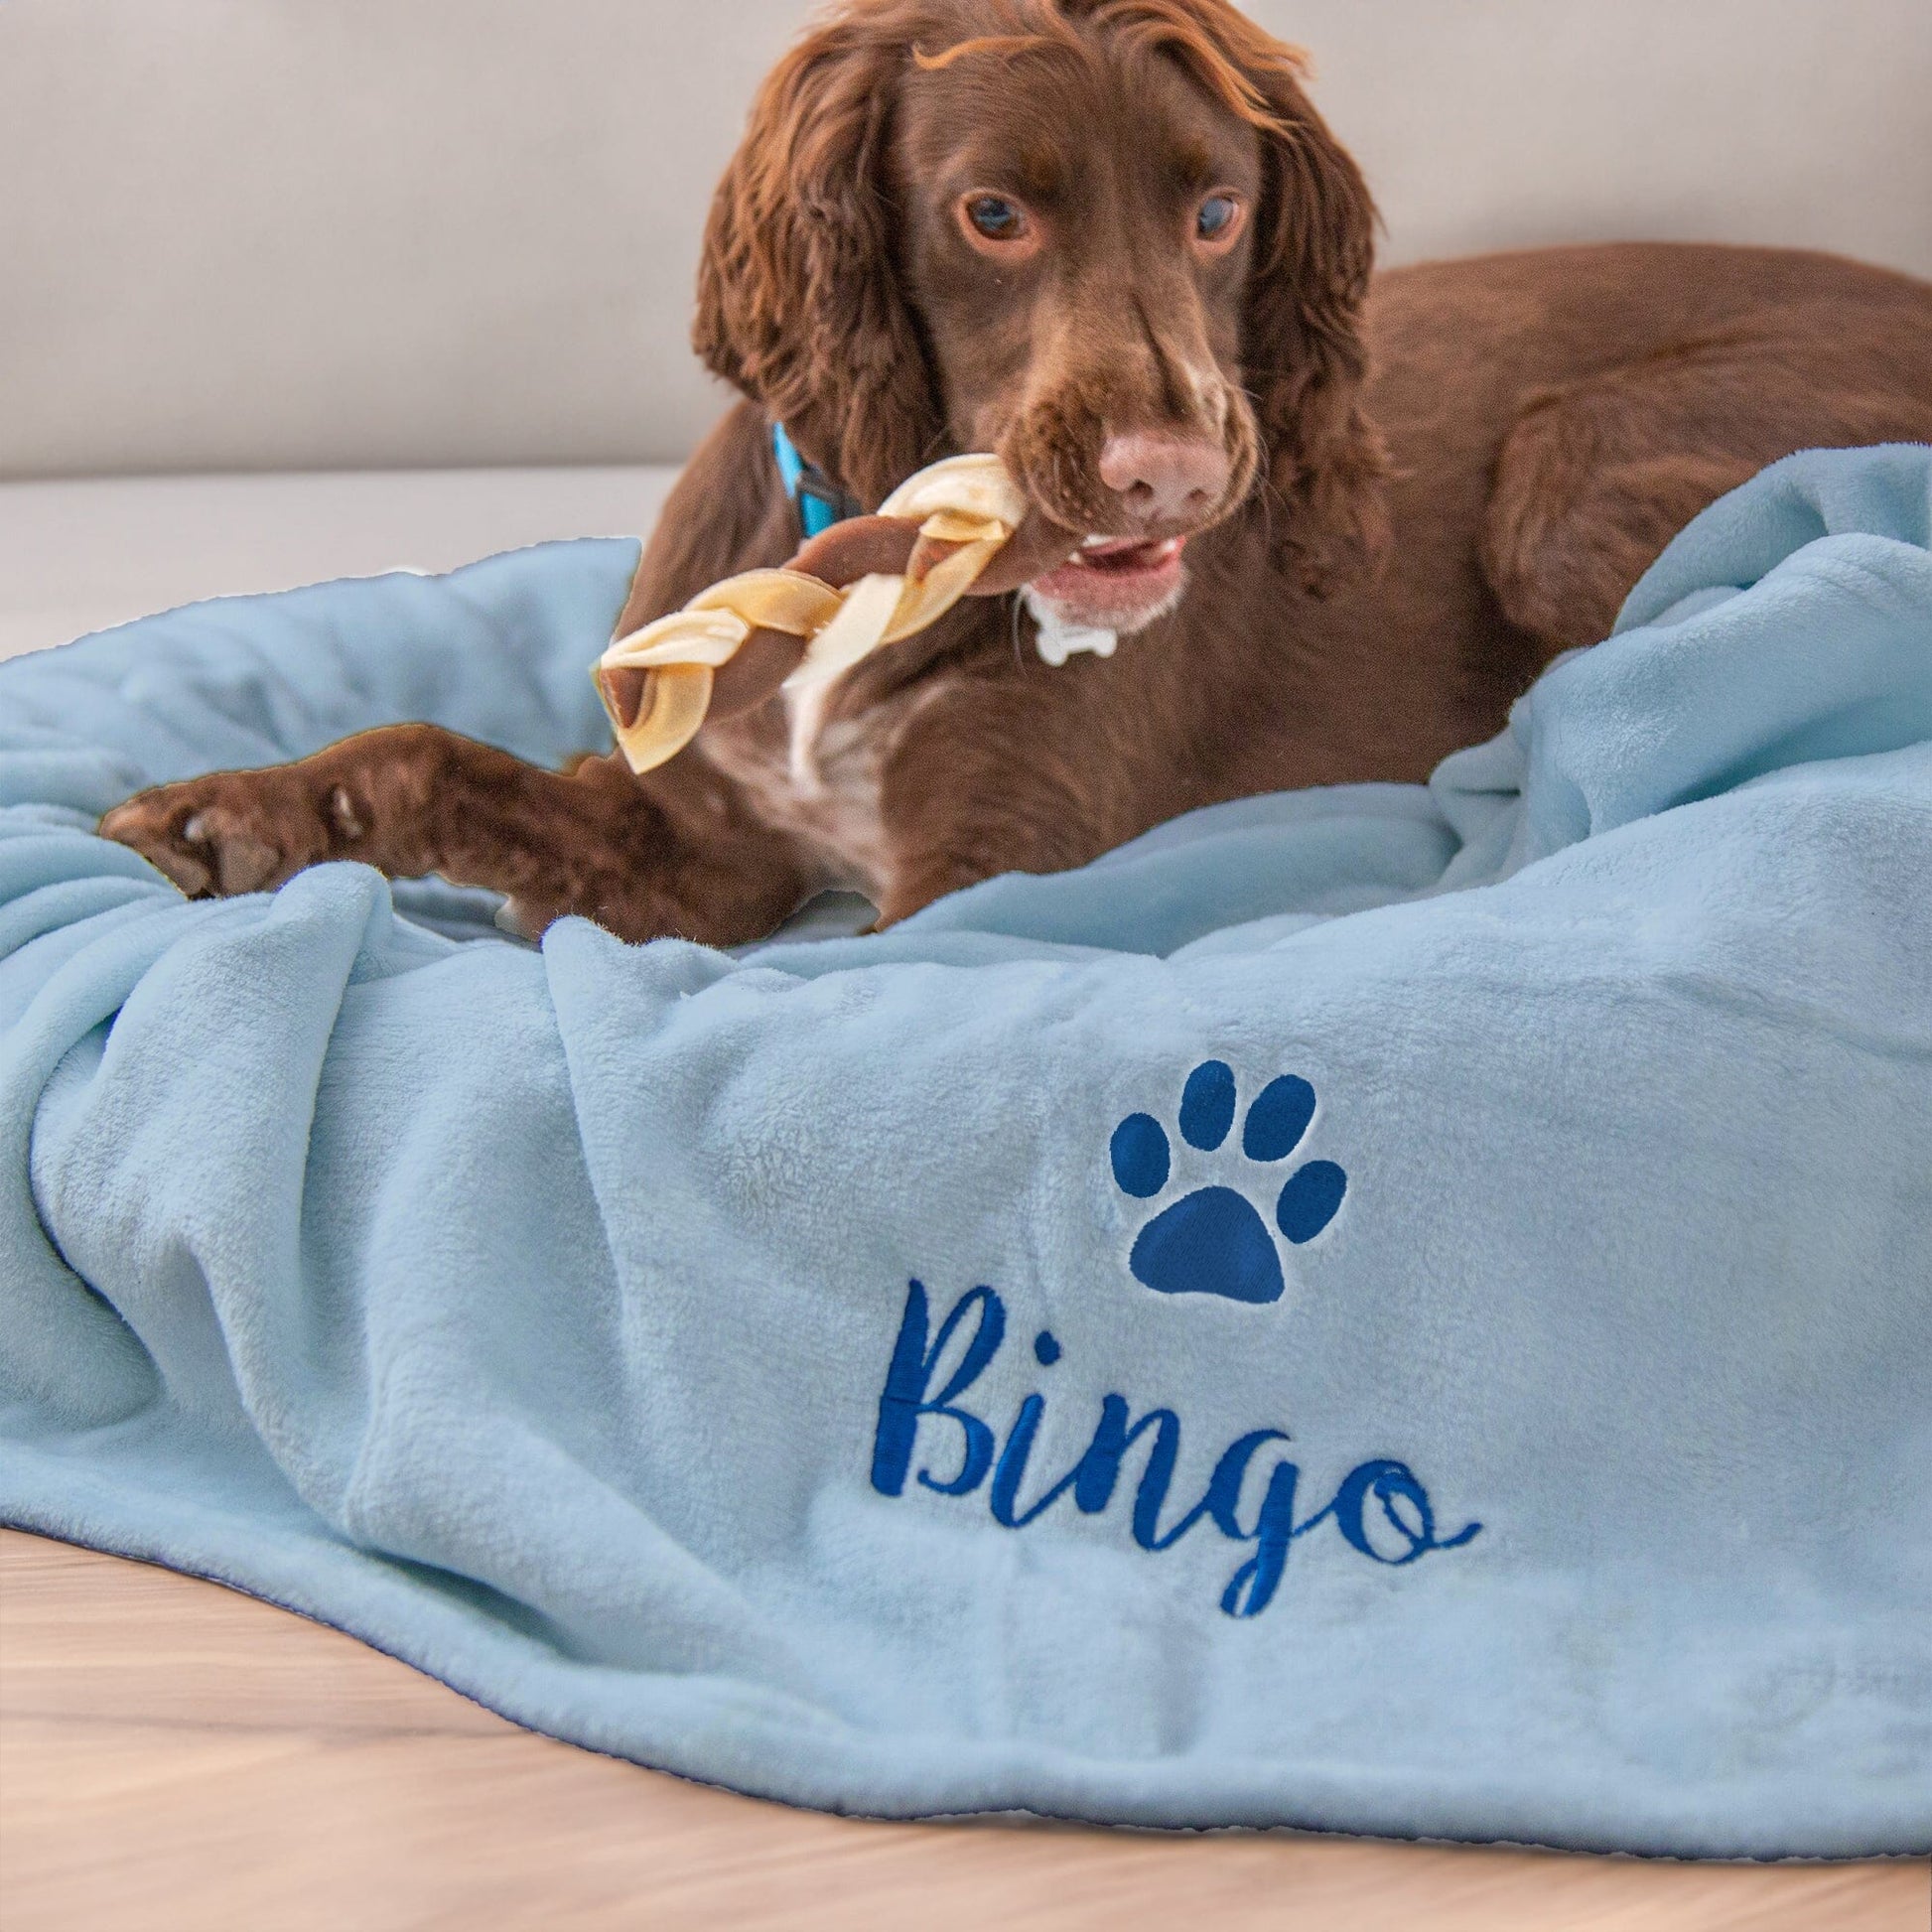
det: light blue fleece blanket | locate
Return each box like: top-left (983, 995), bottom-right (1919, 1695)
top-left (2, 448), bottom-right (1928, 1858)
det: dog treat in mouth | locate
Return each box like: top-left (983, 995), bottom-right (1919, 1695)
top-left (595, 454), bottom-right (1029, 774)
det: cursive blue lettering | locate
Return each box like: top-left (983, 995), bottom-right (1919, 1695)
top-left (868, 1283), bottom-right (1482, 1614)
top-left (871, 1281), bottom-right (1006, 1498)
top-left (1308, 1456), bottom-right (1483, 1564)
top-left (990, 1392), bottom-right (1086, 1526)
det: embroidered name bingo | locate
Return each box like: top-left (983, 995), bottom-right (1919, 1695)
top-left (870, 1281), bottom-right (1481, 1617)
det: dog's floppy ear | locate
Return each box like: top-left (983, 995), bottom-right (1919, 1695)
top-left (694, 16), bottom-right (941, 509)
top-left (1234, 40), bottom-right (1389, 591)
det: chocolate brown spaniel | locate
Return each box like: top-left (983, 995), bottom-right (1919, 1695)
top-left (102, 0), bottom-right (1932, 943)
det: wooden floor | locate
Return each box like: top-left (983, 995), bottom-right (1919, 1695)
top-left (0, 1531), bottom-right (1923, 1931)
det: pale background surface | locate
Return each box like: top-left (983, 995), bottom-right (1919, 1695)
top-left (0, 466), bottom-right (675, 659)
top-left (3, 0), bottom-right (1929, 480)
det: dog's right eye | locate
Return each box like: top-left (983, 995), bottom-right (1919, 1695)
top-left (961, 195), bottom-right (1028, 243)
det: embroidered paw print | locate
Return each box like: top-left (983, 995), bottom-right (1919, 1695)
top-left (1109, 1060), bottom-right (1347, 1305)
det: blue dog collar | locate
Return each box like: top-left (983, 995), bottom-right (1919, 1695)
top-left (771, 423), bottom-right (860, 540)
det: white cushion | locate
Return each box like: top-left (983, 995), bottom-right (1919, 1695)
top-left (0, 468), bottom-right (676, 663)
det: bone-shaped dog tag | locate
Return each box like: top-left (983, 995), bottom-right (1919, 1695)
top-left (1024, 587), bottom-right (1118, 667)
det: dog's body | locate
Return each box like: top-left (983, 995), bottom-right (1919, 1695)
top-left (103, 3), bottom-right (1932, 942)
top-left (649, 241), bottom-right (1932, 930)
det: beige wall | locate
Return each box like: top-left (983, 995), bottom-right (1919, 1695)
top-left (3, 0), bottom-right (1928, 480)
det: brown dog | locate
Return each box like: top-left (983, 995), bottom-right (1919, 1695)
top-left (101, 0), bottom-right (1932, 944)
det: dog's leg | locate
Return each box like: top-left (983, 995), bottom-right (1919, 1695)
top-left (1481, 330), bottom-right (1932, 656)
top-left (870, 675), bottom-right (1158, 922)
top-left (101, 404), bottom-right (828, 944)
top-left (99, 724), bottom-right (818, 945)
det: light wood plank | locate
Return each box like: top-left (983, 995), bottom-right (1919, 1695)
top-left (1, 1530), bottom-right (1923, 1931)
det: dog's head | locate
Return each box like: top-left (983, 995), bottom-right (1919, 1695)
top-left (696, 0), bottom-right (1386, 631)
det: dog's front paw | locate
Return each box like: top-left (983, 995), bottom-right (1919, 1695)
top-left (99, 769), bottom-right (347, 897)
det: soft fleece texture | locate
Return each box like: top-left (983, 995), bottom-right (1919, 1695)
top-left (1, 448), bottom-right (1928, 1857)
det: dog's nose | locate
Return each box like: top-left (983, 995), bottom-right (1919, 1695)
top-left (1097, 432), bottom-right (1230, 526)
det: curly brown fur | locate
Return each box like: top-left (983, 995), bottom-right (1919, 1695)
top-left (103, 2), bottom-right (1932, 950)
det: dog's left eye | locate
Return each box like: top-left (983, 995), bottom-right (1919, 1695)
top-left (1195, 194), bottom-right (1242, 244)
top-left (964, 195), bottom-right (1028, 242)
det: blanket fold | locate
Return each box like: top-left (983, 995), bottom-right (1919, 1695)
top-left (2, 449), bottom-right (1928, 1856)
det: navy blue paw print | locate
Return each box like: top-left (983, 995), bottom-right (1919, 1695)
top-left (1110, 1060), bottom-right (1347, 1305)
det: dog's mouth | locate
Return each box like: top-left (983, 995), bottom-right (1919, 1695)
top-left (1029, 533), bottom-right (1188, 629)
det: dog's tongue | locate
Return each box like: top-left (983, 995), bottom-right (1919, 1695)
top-left (1048, 533), bottom-right (1186, 581)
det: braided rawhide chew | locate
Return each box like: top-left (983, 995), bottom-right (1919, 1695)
top-left (595, 454), bottom-right (1028, 775)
